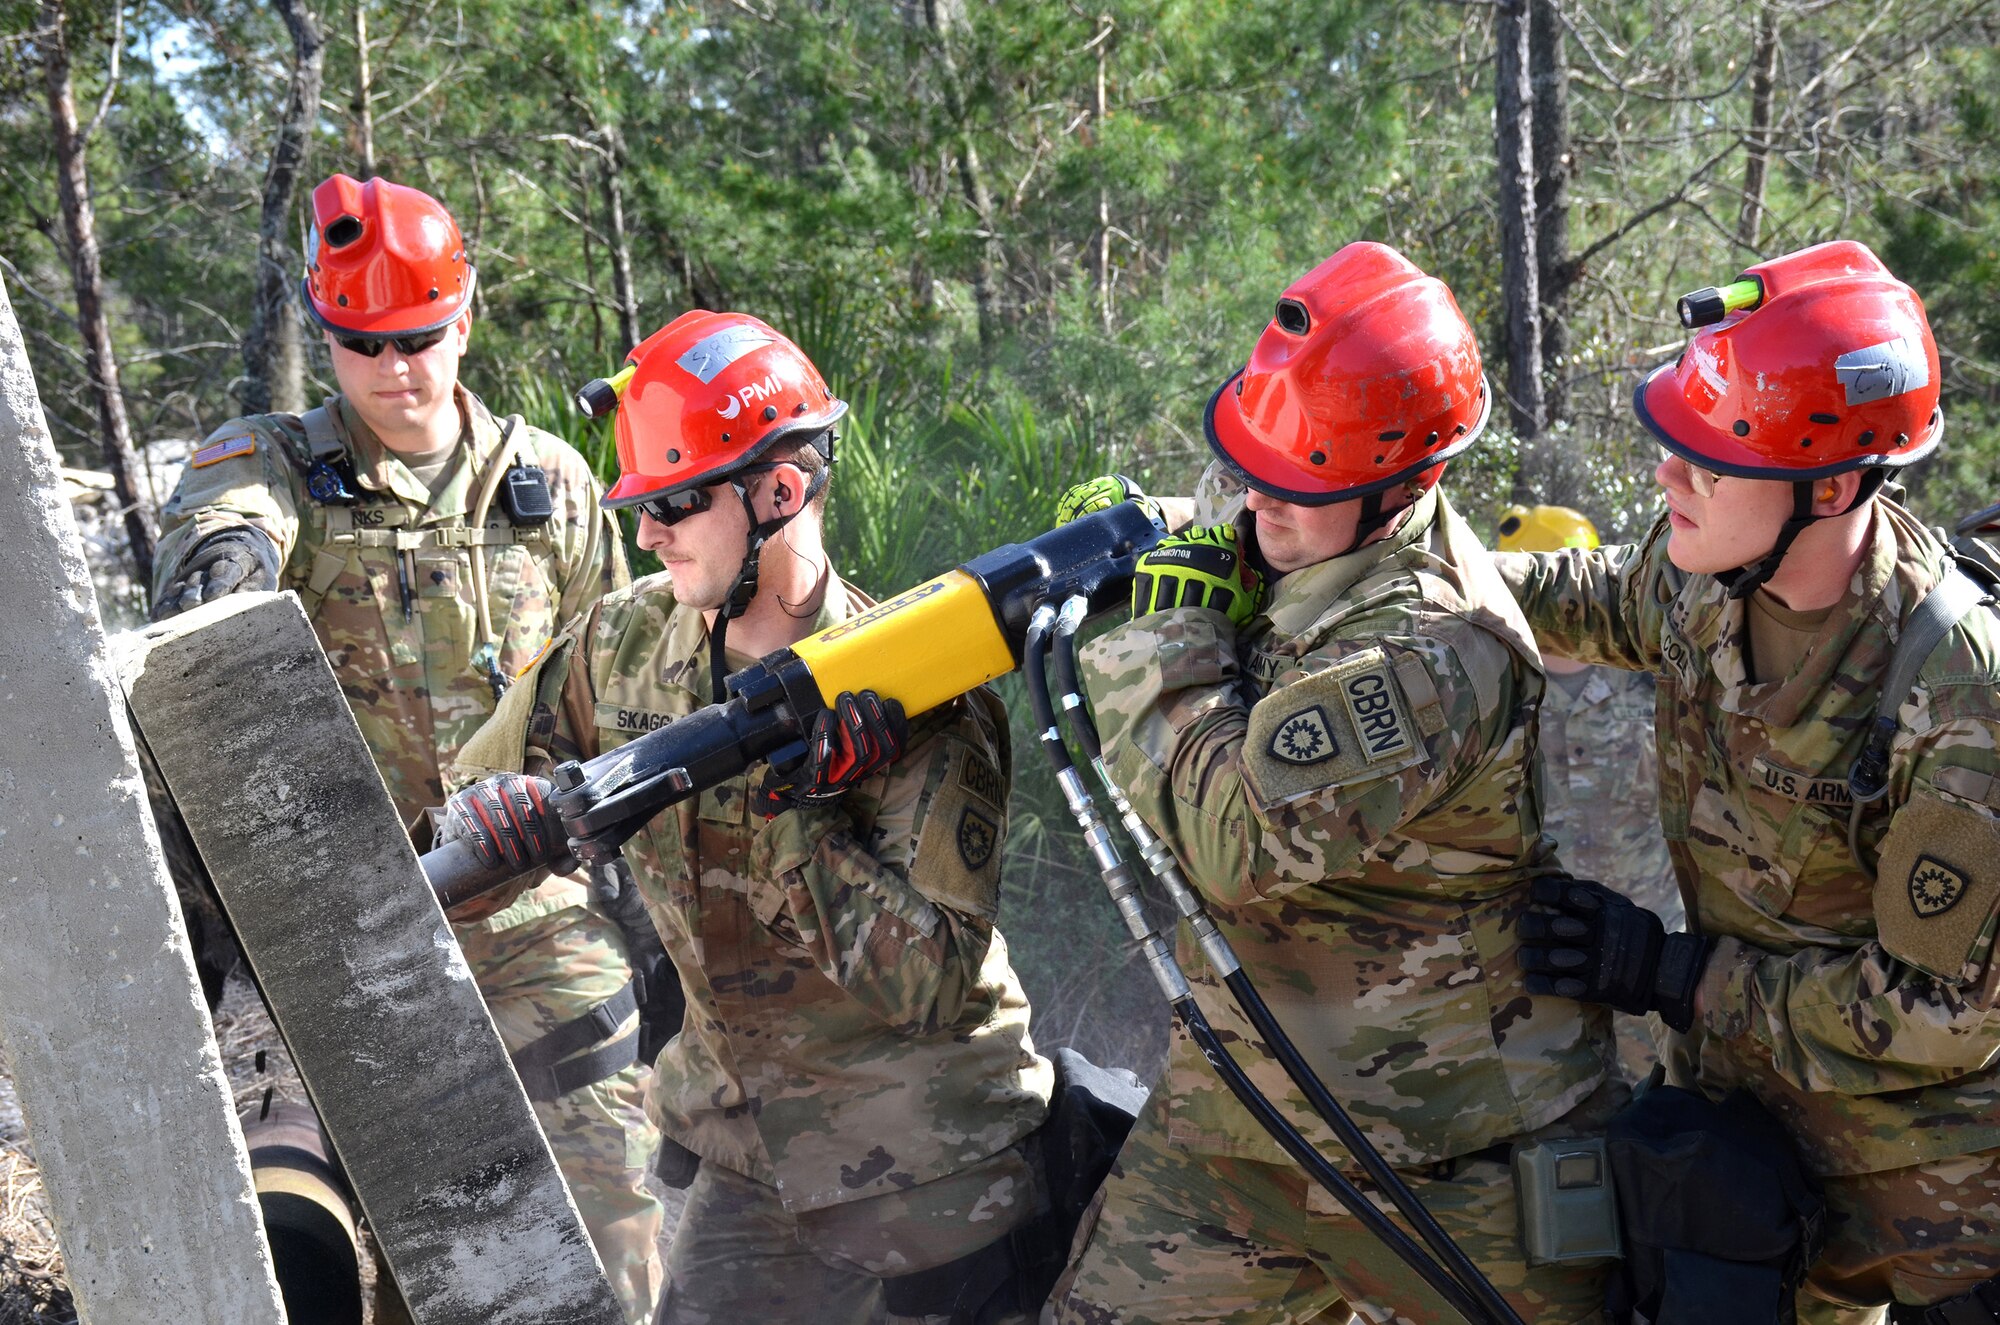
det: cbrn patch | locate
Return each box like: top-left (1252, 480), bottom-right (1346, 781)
top-left (1269, 706), bottom-right (1337, 765)
top-left (1243, 647), bottom-right (1429, 809)
top-left (909, 735), bottom-right (1006, 920)
top-left (1875, 781), bottom-right (2000, 984)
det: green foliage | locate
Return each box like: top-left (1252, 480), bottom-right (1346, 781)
top-left (9, 0), bottom-right (2000, 1070)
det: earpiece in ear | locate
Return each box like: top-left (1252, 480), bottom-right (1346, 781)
top-left (776, 482), bottom-right (792, 503)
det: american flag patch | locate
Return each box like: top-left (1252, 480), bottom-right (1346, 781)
top-left (190, 434), bottom-right (256, 468)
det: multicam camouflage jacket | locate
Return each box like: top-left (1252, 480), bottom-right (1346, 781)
top-left (153, 390), bottom-right (626, 927)
top-left (1540, 666), bottom-right (1683, 925)
top-left (455, 571), bottom-right (1054, 1213)
top-left (1078, 484), bottom-right (1612, 1168)
top-left (1499, 498), bottom-right (2000, 1176)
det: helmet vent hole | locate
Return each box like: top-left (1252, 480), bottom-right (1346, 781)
top-left (428, 287), bottom-right (440, 300)
top-left (1857, 430), bottom-right (1874, 447)
top-left (1499, 516), bottom-right (1522, 536)
top-left (763, 405), bottom-right (779, 421)
top-left (1374, 454), bottom-right (1386, 465)
top-left (324, 216), bottom-right (364, 249)
top-left (720, 433), bottom-right (731, 443)
top-left (1929, 410), bottom-right (1940, 427)
top-left (336, 294), bottom-right (349, 307)
top-left (1377, 430), bottom-right (1405, 442)
top-left (1732, 420), bottom-right (1750, 436)
top-left (1425, 431), bottom-right (1439, 447)
top-left (1309, 449), bottom-right (1327, 466)
top-left (1275, 299), bottom-right (1311, 335)
top-left (1809, 412), bottom-right (1839, 426)
top-left (1800, 438), bottom-right (1813, 448)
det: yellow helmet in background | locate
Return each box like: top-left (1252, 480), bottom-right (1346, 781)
top-left (1496, 504), bottom-right (1599, 553)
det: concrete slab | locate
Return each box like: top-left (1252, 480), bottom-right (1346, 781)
top-left (0, 279), bottom-right (287, 1324)
top-left (115, 591), bottom-right (621, 1325)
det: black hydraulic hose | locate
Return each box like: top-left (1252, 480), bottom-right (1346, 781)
top-left (1023, 607), bottom-right (1494, 1325)
top-left (1049, 597), bottom-right (1526, 1325)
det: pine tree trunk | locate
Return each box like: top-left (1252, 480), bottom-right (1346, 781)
top-left (599, 125), bottom-right (642, 355)
top-left (353, 0), bottom-right (376, 180)
top-left (925, 0), bottom-right (1001, 355)
top-left (241, 0), bottom-right (324, 417)
top-left (38, 0), bottom-right (155, 580)
top-left (1530, 0), bottom-right (1572, 430)
top-left (1738, 9), bottom-right (1780, 249)
top-left (1494, 0), bottom-right (1544, 502)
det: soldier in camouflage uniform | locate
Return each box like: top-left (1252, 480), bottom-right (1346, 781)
top-left (450, 310), bottom-right (1053, 1325)
top-left (1499, 242), bottom-right (2000, 1322)
top-left (150, 175), bottom-right (663, 1323)
top-left (1048, 243), bottom-right (1618, 1325)
top-left (1497, 504), bottom-right (1682, 1083)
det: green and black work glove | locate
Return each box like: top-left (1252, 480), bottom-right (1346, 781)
top-left (151, 527), bottom-right (281, 621)
top-left (441, 773), bottom-right (567, 876)
top-left (753, 690), bottom-right (909, 817)
top-left (1131, 525), bottom-right (1265, 628)
top-left (1520, 876), bottom-right (1712, 1033)
top-left (1055, 474), bottom-right (1167, 532)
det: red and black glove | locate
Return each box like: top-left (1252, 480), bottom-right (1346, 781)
top-left (754, 690), bottom-right (908, 817)
top-left (441, 773), bottom-right (564, 874)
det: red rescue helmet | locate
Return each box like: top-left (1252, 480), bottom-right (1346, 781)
top-left (603, 310), bottom-right (847, 509)
top-left (1635, 240), bottom-right (1941, 480)
top-left (301, 174), bottom-right (475, 337)
top-left (1204, 242), bottom-right (1490, 505)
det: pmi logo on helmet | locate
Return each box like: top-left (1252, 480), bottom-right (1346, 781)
top-left (715, 374), bottom-right (783, 418)
top-left (677, 324), bottom-right (775, 384)
top-left (1835, 334), bottom-right (1929, 406)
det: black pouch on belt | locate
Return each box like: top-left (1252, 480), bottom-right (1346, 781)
top-left (1605, 1083), bottom-right (1826, 1325)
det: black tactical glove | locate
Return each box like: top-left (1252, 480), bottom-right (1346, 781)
top-left (753, 690), bottom-right (909, 817)
top-left (151, 528), bottom-right (281, 621)
top-left (440, 773), bottom-right (567, 875)
top-left (1521, 876), bottom-right (1712, 1033)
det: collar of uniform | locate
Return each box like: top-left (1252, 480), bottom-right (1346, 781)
top-left (673, 568), bottom-right (854, 703)
top-left (1257, 486), bottom-right (1441, 642)
top-left (1716, 499), bottom-right (1900, 728)
top-left (331, 387), bottom-right (481, 512)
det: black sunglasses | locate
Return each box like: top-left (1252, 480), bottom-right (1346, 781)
top-left (635, 486), bottom-right (714, 527)
top-left (332, 329), bottom-right (449, 358)
top-left (634, 465), bottom-right (779, 527)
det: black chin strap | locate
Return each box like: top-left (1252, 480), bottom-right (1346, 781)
top-left (1332, 489), bottom-right (1412, 559)
top-left (708, 463), bottom-right (832, 700)
top-left (1715, 469), bottom-right (1886, 601)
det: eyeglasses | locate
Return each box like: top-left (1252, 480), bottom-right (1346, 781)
top-left (635, 486), bottom-right (714, 527)
top-left (632, 464), bottom-right (778, 527)
top-left (1671, 454), bottom-right (1725, 498)
top-left (331, 329), bottom-right (449, 358)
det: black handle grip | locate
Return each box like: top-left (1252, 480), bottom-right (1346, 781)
top-left (421, 837), bottom-right (528, 911)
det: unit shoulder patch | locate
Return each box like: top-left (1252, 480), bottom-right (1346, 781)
top-left (957, 805), bottom-right (999, 872)
top-left (909, 737), bottom-right (1006, 921)
top-left (1269, 706), bottom-right (1337, 766)
top-left (1910, 855), bottom-right (1968, 918)
top-left (1243, 647), bottom-right (1429, 809)
top-left (190, 433), bottom-right (257, 468)
top-left (1875, 782), bottom-right (2000, 985)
